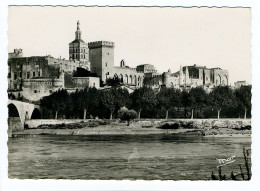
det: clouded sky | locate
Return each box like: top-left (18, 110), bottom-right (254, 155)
top-left (8, 6), bottom-right (251, 84)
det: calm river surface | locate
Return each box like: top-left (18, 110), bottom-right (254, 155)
top-left (8, 135), bottom-right (251, 180)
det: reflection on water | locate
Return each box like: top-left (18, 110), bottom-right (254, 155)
top-left (8, 135), bottom-right (251, 180)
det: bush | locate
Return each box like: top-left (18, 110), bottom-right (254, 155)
top-left (158, 123), bottom-right (179, 129)
top-left (118, 107), bottom-right (137, 126)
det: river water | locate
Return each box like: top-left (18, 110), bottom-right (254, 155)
top-left (8, 135), bottom-right (251, 180)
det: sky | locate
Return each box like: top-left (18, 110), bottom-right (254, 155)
top-left (8, 6), bottom-right (251, 84)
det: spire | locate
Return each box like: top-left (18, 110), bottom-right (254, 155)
top-left (75, 20), bottom-right (82, 40)
top-left (185, 66), bottom-right (190, 85)
top-left (179, 65), bottom-right (183, 85)
top-left (77, 20), bottom-right (80, 30)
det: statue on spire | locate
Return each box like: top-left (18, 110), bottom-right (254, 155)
top-left (77, 20), bottom-right (80, 30)
top-left (75, 20), bottom-right (82, 40)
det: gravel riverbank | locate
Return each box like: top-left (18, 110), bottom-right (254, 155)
top-left (12, 118), bottom-right (251, 137)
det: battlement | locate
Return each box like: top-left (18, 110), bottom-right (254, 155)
top-left (88, 41), bottom-right (115, 48)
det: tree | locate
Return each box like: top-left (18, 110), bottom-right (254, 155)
top-left (101, 88), bottom-right (117, 120)
top-left (131, 87), bottom-right (156, 119)
top-left (101, 87), bottom-right (130, 119)
top-left (106, 76), bottom-right (121, 87)
top-left (209, 86), bottom-right (236, 119)
top-left (77, 87), bottom-right (99, 119)
top-left (143, 76), bottom-right (153, 87)
top-left (157, 87), bottom-right (181, 119)
top-left (181, 90), bottom-right (192, 118)
top-left (118, 107), bottom-right (137, 126)
top-left (189, 87), bottom-right (208, 119)
top-left (235, 85), bottom-right (251, 119)
top-left (40, 89), bottom-right (70, 119)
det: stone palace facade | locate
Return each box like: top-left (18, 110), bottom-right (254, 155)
top-left (8, 21), bottom-right (229, 102)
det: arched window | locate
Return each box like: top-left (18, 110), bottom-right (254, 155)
top-left (130, 75), bottom-right (132, 84)
top-left (125, 74), bottom-right (128, 84)
top-left (120, 74), bottom-right (123, 83)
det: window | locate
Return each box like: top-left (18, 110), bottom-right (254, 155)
top-left (106, 62), bottom-right (107, 67)
top-left (27, 72), bottom-right (30, 79)
top-left (38, 71), bottom-right (41, 76)
top-left (206, 77), bottom-right (208, 81)
top-left (14, 73), bottom-right (17, 80)
top-left (19, 72), bottom-right (22, 78)
top-left (107, 53), bottom-right (109, 55)
top-left (34, 90), bottom-right (37, 93)
top-left (14, 84), bottom-right (17, 89)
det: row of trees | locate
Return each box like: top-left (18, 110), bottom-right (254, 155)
top-left (40, 85), bottom-right (251, 120)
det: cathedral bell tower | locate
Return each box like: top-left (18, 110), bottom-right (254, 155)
top-left (69, 21), bottom-right (89, 68)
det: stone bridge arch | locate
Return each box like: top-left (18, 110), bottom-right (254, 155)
top-left (8, 100), bottom-right (41, 130)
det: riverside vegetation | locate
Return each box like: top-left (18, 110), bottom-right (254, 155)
top-left (38, 83), bottom-right (251, 121)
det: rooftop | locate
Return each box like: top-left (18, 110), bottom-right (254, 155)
top-left (70, 39), bottom-right (86, 44)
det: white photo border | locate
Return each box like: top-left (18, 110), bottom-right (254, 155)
top-left (1, 0), bottom-right (259, 191)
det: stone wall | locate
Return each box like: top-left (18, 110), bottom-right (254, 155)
top-left (47, 57), bottom-right (79, 73)
top-left (22, 77), bottom-right (64, 101)
top-left (26, 119), bottom-right (92, 128)
top-left (72, 77), bottom-right (100, 89)
top-left (212, 68), bottom-right (229, 86)
top-left (8, 117), bottom-right (23, 131)
top-left (114, 67), bottom-right (144, 87)
top-left (64, 73), bottom-right (100, 89)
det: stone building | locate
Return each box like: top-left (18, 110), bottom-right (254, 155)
top-left (8, 21), bottom-right (231, 102)
top-left (8, 54), bottom-right (98, 101)
top-left (161, 64), bottom-right (229, 91)
top-left (8, 48), bottom-right (23, 59)
top-left (88, 41), bottom-right (144, 87)
top-left (136, 64), bottom-right (157, 73)
top-left (234, 81), bottom-right (249, 89)
top-left (69, 21), bottom-right (90, 70)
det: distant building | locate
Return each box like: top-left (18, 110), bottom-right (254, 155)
top-left (8, 49), bottom-right (23, 59)
top-left (234, 81), bottom-right (249, 89)
top-left (136, 64), bottom-right (157, 73)
top-left (69, 21), bottom-right (90, 70)
top-left (161, 64), bottom-right (229, 91)
top-left (8, 21), bottom-right (233, 102)
top-left (88, 41), bottom-right (144, 87)
top-left (7, 54), bottom-right (98, 101)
